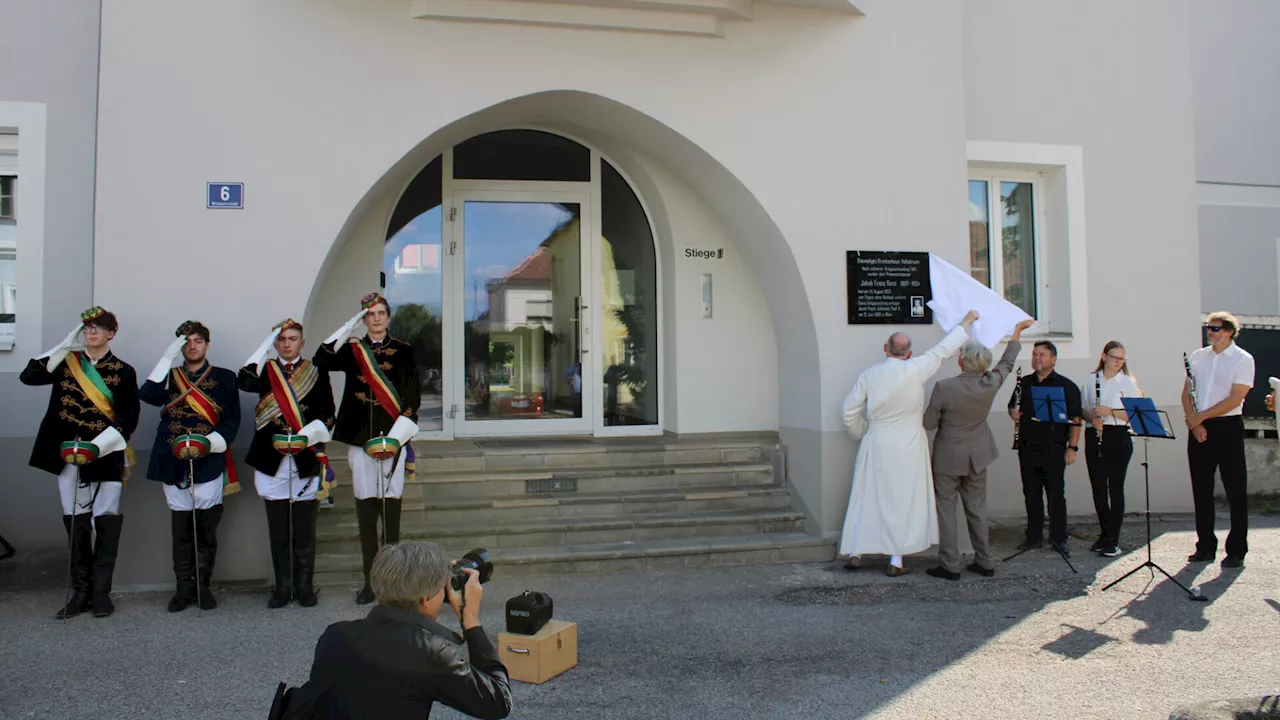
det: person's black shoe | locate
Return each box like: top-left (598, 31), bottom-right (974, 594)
top-left (1016, 538), bottom-right (1044, 551)
top-left (966, 563), bottom-right (995, 578)
top-left (1099, 542), bottom-right (1122, 558)
top-left (55, 592), bottom-right (91, 620)
top-left (198, 586), bottom-right (217, 611)
top-left (1051, 541), bottom-right (1070, 558)
top-left (355, 585), bottom-right (376, 605)
top-left (1221, 555), bottom-right (1244, 569)
top-left (1187, 550), bottom-right (1215, 563)
top-left (1090, 536), bottom-right (1109, 553)
top-left (926, 566), bottom-right (960, 581)
top-left (168, 586), bottom-right (195, 613)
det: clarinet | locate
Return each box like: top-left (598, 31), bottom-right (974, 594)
top-left (1012, 366), bottom-right (1023, 450)
top-left (1184, 352), bottom-right (1199, 414)
top-left (1095, 372), bottom-right (1104, 458)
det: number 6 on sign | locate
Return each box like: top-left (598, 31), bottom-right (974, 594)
top-left (207, 182), bottom-right (244, 209)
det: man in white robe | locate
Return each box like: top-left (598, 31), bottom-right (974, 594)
top-left (839, 309), bottom-right (979, 576)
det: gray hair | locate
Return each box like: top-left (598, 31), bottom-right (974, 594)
top-left (370, 540), bottom-right (450, 610)
top-left (959, 340), bottom-right (992, 373)
top-left (886, 332), bottom-right (912, 358)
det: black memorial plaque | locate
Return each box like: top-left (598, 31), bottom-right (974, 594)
top-left (846, 251), bottom-right (932, 324)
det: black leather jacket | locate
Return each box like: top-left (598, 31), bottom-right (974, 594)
top-left (303, 605), bottom-right (512, 719)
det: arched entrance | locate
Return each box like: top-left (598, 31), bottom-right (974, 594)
top-left (379, 129), bottom-right (661, 439)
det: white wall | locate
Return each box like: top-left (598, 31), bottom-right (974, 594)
top-left (637, 153), bottom-right (778, 435)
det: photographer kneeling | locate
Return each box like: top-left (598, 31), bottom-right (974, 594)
top-left (297, 541), bottom-right (512, 719)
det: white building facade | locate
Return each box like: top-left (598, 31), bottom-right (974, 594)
top-left (1, 0), bottom-right (1274, 587)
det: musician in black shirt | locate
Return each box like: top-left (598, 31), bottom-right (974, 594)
top-left (1007, 340), bottom-right (1083, 555)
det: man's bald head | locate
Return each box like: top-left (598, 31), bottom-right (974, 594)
top-left (885, 332), bottom-right (912, 359)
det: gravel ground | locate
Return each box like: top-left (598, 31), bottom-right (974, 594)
top-left (1, 512), bottom-right (1277, 720)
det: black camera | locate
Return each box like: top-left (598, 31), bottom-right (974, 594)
top-left (450, 548), bottom-right (493, 592)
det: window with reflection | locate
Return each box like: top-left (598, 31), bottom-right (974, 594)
top-left (0, 157), bottom-right (17, 332)
top-left (967, 176), bottom-right (1038, 318)
top-left (453, 130), bottom-right (591, 182)
top-left (383, 156), bottom-right (444, 431)
top-left (600, 161), bottom-right (658, 426)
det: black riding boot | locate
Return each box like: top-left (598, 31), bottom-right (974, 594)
top-left (169, 510), bottom-right (196, 612)
top-left (292, 500), bottom-right (319, 607)
top-left (355, 498), bottom-right (381, 605)
top-left (90, 514), bottom-right (124, 617)
top-left (264, 500), bottom-right (292, 608)
top-left (195, 504), bottom-right (223, 610)
top-left (55, 514), bottom-right (94, 619)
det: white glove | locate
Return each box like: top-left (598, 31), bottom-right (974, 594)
top-left (206, 431), bottom-right (228, 454)
top-left (388, 416), bottom-right (418, 446)
top-left (89, 426), bottom-right (127, 457)
top-left (244, 327), bottom-right (282, 369)
top-left (299, 419), bottom-right (332, 447)
top-left (39, 323), bottom-right (87, 372)
top-left (323, 309), bottom-right (368, 347)
top-left (147, 335), bottom-right (188, 383)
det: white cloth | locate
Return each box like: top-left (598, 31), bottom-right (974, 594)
top-left (926, 254), bottom-right (1033, 349)
top-left (839, 325), bottom-right (969, 557)
top-left (58, 466), bottom-right (122, 517)
top-left (164, 476), bottom-right (225, 511)
top-left (348, 444), bottom-right (407, 500)
top-left (1083, 371), bottom-right (1142, 426)
top-left (1188, 343), bottom-right (1255, 415)
top-left (254, 457), bottom-right (320, 502)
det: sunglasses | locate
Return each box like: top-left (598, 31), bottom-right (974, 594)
top-left (1205, 325), bottom-right (1230, 333)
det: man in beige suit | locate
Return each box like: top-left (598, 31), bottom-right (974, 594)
top-left (922, 319), bottom-right (1033, 580)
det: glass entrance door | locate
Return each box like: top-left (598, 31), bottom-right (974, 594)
top-left (452, 192), bottom-right (594, 436)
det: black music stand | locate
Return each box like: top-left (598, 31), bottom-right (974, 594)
top-left (1101, 397), bottom-right (1206, 601)
top-left (1003, 385), bottom-right (1077, 573)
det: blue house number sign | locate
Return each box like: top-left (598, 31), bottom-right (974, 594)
top-left (207, 183), bottom-right (244, 209)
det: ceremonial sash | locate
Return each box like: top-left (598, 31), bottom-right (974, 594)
top-left (67, 351), bottom-right (137, 480)
top-left (255, 359), bottom-right (317, 432)
top-left (165, 366), bottom-right (241, 495)
top-left (351, 340), bottom-right (403, 421)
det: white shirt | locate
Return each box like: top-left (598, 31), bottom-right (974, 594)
top-left (1082, 370), bottom-right (1142, 426)
top-left (1188, 343), bottom-right (1254, 415)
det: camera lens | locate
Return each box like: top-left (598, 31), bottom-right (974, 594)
top-left (450, 548), bottom-right (493, 591)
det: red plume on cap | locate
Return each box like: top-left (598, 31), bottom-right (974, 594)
top-left (360, 293), bottom-right (385, 310)
top-left (274, 318), bottom-right (301, 332)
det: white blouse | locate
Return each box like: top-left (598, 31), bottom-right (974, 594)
top-left (1082, 370), bottom-right (1142, 426)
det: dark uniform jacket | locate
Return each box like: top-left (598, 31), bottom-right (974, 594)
top-left (1006, 370), bottom-right (1084, 453)
top-left (139, 362), bottom-right (241, 485)
top-left (20, 352), bottom-right (140, 484)
top-left (302, 604), bottom-right (512, 720)
top-left (237, 358), bottom-right (336, 479)
top-left (313, 336), bottom-right (420, 446)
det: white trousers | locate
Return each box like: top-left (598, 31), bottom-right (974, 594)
top-left (57, 465), bottom-right (122, 517)
top-left (348, 444), bottom-right (406, 500)
top-left (163, 475), bottom-right (225, 511)
top-left (254, 456), bottom-right (319, 501)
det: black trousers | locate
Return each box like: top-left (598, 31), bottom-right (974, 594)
top-left (1085, 426), bottom-right (1133, 541)
top-left (1187, 416), bottom-right (1248, 558)
top-left (1019, 445), bottom-right (1067, 545)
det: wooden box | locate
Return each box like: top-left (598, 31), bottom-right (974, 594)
top-left (497, 620), bottom-right (578, 684)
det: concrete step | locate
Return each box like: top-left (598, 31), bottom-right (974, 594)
top-left (315, 508), bottom-right (806, 550)
top-left (313, 532), bottom-right (834, 585)
top-left (316, 484), bottom-right (794, 522)
top-left (407, 435), bottom-right (778, 475)
top-left (324, 461), bottom-right (777, 500)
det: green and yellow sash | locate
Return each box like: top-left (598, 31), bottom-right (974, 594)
top-left (255, 359), bottom-right (317, 432)
top-left (165, 366), bottom-right (241, 495)
top-left (66, 351), bottom-right (137, 479)
top-left (351, 340), bottom-right (403, 421)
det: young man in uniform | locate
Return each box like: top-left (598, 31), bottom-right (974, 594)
top-left (314, 293), bottom-right (420, 604)
top-left (20, 307), bottom-right (140, 618)
top-left (239, 319), bottom-right (335, 608)
top-left (139, 321), bottom-right (240, 612)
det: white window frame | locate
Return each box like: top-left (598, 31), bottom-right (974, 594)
top-left (967, 171), bottom-right (1048, 333)
top-left (967, 141), bottom-right (1091, 360)
top-left (0, 103), bottom-right (47, 362)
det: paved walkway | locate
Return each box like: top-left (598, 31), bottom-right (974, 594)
top-left (1, 513), bottom-right (1277, 719)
